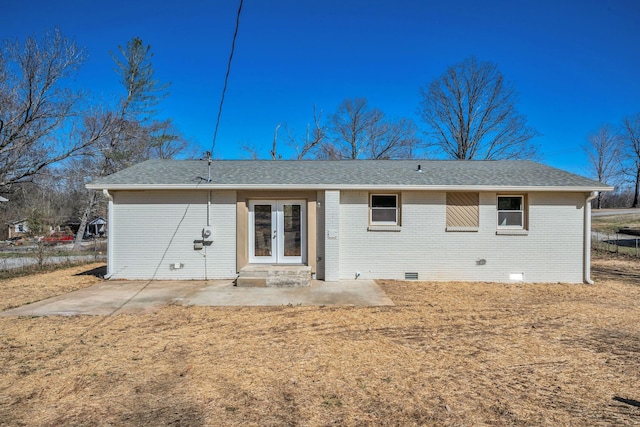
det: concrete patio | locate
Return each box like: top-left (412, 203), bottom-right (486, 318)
top-left (0, 279), bottom-right (394, 316)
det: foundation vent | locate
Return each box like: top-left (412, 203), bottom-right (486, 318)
top-left (405, 272), bottom-right (419, 280)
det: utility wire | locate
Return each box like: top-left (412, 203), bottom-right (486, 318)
top-left (210, 0), bottom-right (244, 156)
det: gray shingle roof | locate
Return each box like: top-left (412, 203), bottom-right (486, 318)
top-left (87, 159), bottom-right (611, 191)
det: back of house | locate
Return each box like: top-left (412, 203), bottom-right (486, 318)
top-left (87, 159), bottom-right (612, 283)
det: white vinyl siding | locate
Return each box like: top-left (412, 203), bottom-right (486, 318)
top-left (110, 190), bottom-right (236, 280)
top-left (337, 191), bottom-right (585, 283)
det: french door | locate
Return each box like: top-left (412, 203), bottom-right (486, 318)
top-left (249, 200), bottom-right (306, 264)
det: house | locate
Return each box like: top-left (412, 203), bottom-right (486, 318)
top-left (0, 196), bottom-right (8, 202)
top-left (7, 219), bottom-right (29, 239)
top-left (87, 217), bottom-right (107, 237)
top-left (86, 159), bottom-right (612, 284)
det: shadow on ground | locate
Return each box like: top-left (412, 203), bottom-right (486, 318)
top-left (74, 265), bottom-right (107, 278)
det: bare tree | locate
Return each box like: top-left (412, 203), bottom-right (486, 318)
top-left (316, 142), bottom-right (343, 160)
top-left (0, 29), bottom-right (109, 191)
top-left (74, 37), bottom-right (186, 249)
top-left (620, 113), bottom-right (640, 208)
top-left (325, 98), bottom-right (417, 159)
top-left (270, 123), bottom-right (281, 160)
top-left (240, 142), bottom-right (261, 159)
top-left (329, 98), bottom-right (372, 159)
top-left (284, 106), bottom-right (327, 159)
top-left (582, 124), bottom-right (621, 209)
top-left (367, 117), bottom-right (420, 160)
top-left (419, 57), bottom-right (538, 160)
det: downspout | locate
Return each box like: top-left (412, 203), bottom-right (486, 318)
top-left (103, 189), bottom-right (114, 279)
top-left (584, 191), bottom-right (599, 284)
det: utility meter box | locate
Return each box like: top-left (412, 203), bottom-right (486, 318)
top-left (202, 226), bottom-right (214, 242)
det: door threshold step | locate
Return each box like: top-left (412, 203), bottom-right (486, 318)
top-left (236, 265), bottom-right (312, 288)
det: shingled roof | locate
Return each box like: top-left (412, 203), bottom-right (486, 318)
top-left (87, 159), bottom-right (611, 192)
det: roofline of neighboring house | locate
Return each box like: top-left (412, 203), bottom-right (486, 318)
top-left (86, 183), bottom-right (615, 192)
top-left (6, 219), bottom-right (27, 225)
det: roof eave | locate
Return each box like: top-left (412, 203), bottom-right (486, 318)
top-left (86, 183), bottom-right (615, 192)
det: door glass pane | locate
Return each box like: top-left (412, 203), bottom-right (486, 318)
top-left (254, 205), bottom-right (272, 256)
top-left (283, 204), bottom-right (301, 257)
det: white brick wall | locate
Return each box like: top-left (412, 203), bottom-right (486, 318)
top-left (110, 190), bottom-right (236, 280)
top-left (108, 188), bottom-right (587, 283)
top-left (338, 190), bottom-right (586, 283)
top-left (324, 190), bottom-right (340, 281)
top-left (316, 191), bottom-right (326, 280)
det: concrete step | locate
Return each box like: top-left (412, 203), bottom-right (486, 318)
top-left (235, 277), bottom-right (267, 287)
top-left (236, 265), bottom-right (312, 288)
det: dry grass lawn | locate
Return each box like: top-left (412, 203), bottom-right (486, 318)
top-left (592, 211), bottom-right (640, 233)
top-left (1, 255), bottom-right (639, 426)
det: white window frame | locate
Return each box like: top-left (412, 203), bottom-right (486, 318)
top-left (370, 194), bottom-right (399, 226)
top-left (497, 195), bottom-right (525, 229)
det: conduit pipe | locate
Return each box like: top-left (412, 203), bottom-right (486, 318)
top-left (207, 190), bottom-right (211, 227)
top-left (584, 191), bottom-right (599, 284)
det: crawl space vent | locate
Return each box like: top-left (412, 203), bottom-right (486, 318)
top-left (405, 272), bottom-right (419, 280)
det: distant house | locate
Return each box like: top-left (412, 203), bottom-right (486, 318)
top-left (87, 159), bottom-right (612, 283)
top-left (7, 220), bottom-right (29, 239)
top-left (87, 217), bottom-right (107, 237)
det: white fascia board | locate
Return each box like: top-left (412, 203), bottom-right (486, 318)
top-left (86, 183), bottom-right (615, 192)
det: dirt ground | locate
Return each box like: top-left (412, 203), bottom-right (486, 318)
top-left (0, 255), bottom-right (639, 426)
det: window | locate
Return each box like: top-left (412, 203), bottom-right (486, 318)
top-left (446, 192), bottom-right (479, 231)
top-left (370, 194), bottom-right (398, 225)
top-left (497, 196), bottom-right (525, 229)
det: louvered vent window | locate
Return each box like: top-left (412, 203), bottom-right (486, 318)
top-left (446, 192), bottom-right (479, 231)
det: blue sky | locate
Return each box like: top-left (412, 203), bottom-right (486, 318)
top-left (3, 0), bottom-right (639, 176)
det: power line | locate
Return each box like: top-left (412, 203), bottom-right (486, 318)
top-left (210, 0), bottom-right (244, 157)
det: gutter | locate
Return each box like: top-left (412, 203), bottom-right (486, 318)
top-left (86, 183), bottom-right (615, 193)
top-left (103, 189), bottom-right (114, 279)
top-left (584, 191), bottom-right (599, 284)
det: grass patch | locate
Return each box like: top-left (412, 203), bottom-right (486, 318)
top-left (0, 262), bottom-right (104, 310)
top-left (0, 249), bottom-right (102, 259)
top-left (0, 252), bottom-right (32, 259)
top-left (592, 212), bottom-right (640, 233)
top-left (0, 258), bottom-right (639, 425)
top-left (0, 253), bottom-right (104, 286)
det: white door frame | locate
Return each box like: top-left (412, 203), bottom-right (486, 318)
top-left (248, 200), bottom-right (306, 264)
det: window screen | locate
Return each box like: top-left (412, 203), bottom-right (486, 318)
top-left (370, 194), bottom-right (398, 224)
top-left (497, 196), bottom-right (524, 228)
